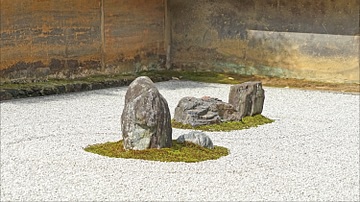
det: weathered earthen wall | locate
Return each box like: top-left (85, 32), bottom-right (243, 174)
top-left (169, 0), bottom-right (360, 83)
top-left (1, 0), bottom-right (359, 83)
top-left (0, 0), bottom-right (166, 82)
top-left (0, 0), bottom-right (102, 82)
top-left (103, 0), bottom-right (166, 74)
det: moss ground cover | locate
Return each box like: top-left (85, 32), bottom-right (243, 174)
top-left (171, 114), bottom-right (274, 132)
top-left (84, 115), bottom-right (273, 162)
top-left (84, 140), bottom-right (229, 163)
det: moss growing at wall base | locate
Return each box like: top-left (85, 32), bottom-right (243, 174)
top-left (141, 70), bottom-right (360, 93)
top-left (84, 140), bottom-right (229, 163)
top-left (0, 73), bottom-right (171, 101)
top-left (1, 70), bottom-right (359, 101)
top-left (141, 70), bottom-right (244, 84)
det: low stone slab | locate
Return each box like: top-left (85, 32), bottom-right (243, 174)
top-left (173, 96), bottom-right (241, 127)
top-left (121, 76), bottom-right (172, 150)
top-left (176, 131), bottom-right (214, 149)
top-left (228, 81), bottom-right (265, 118)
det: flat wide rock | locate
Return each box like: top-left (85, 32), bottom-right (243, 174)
top-left (121, 76), bottom-right (172, 150)
top-left (173, 96), bottom-right (240, 126)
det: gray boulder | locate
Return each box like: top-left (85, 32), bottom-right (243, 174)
top-left (121, 76), bottom-right (172, 150)
top-left (173, 96), bottom-right (240, 127)
top-left (176, 131), bottom-right (214, 149)
top-left (228, 81), bottom-right (265, 118)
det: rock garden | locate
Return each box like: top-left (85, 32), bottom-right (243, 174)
top-left (85, 76), bottom-right (273, 162)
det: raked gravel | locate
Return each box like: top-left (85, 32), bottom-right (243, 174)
top-left (1, 80), bottom-right (359, 201)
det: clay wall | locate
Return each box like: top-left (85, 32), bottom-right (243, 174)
top-left (103, 0), bottom-right (166, 74)
top-left (1, 0), bottom-right (359, 83)
top-left (0, 0), bottom-right (166, 82)
top-left (168, 0), bottom-right (360, 83)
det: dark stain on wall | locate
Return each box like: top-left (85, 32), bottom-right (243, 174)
top-left (1, 59), bottom-right (102, 81)
top-left (209, 10), bottom-right (247, 40)
top-left (0, 0), bottom-right (103, 82)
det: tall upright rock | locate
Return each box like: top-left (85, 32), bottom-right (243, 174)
top-left (228, 81), bottom-right (265, 119)
top-left (121, 76), bottom-right (172, 150)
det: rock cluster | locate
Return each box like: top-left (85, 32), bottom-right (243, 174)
top-left (121, 76), bottom-right (172, 150)
top-left (174, 81), bottom-right (265, 126)
top-left (120, 78), bottom-right (264, 150)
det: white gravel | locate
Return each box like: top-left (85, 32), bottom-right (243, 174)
top-left (1, 80), bottom-right (359, 201)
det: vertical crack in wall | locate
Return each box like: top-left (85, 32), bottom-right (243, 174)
top-left (100, 0), bottom-right (105, 71)
top-left (165, 0), bottom-right (172, 69)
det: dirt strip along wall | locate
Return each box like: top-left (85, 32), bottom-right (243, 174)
top-left (0, 0), bottom-right (166, 83)
top-left (168, 0), bottom-right (360, 83)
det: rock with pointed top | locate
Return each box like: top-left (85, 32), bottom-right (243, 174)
top-left (121, 76), bottom-right (172, 150)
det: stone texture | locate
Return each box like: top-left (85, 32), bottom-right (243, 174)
top-left (176, 131), bottom-right (214, 149)
top-left (121, 76), bottom-right (172, 150)
top-left (173, 96), bottom-right (241, 127)
top-left (228, 81), bottom-right (265, 118)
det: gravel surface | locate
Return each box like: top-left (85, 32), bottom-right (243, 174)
top-left (1, 80), bottom-right (359, 201)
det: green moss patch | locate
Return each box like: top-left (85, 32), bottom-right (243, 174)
top-left (140, 70), bottom-right (360, 93)
top-left (172, 114), bottom-right (274, 132)
top-left (84, 140), bottom-right (229, 163)
top-left (2, 70), bottom-right (358, 101)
